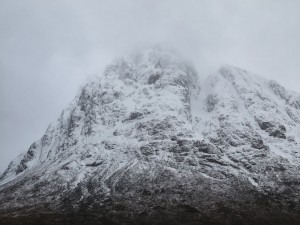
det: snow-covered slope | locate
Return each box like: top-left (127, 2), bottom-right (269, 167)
top-left (0, 47), bottom-right (300, 225)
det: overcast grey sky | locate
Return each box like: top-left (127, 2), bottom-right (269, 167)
top-left (1, 0), bottom-right (300, 172)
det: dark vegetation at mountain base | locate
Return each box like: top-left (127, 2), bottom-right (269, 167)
top-left (1, 177), bottom-right (300, 225)
top-left (1, 205), bottom-right (300, 225)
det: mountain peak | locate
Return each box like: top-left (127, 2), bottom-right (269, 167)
top-left (219, 64), bottom-right (256, 80)
top-left (1, 49), bottom-right (300, 224)
top-left (103, 46), bottom-right (198, 87)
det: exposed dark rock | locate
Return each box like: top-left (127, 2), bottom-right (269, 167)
top-left (170, 136), bottom-right (177, 141)
top-left (140, 145), bottom-right (154, 156)
top-left (258, 121), bottom-right (274, 130)
top-left (193, 140), bottom-right (220, 154)
top-left (103, 142), bottom-right (116, 150)
top-left (86, 161), bottom-right (103, 167)
top-left (206, 94), bottom-right (219, 112)
top-left (147, 74), bottom-right (161, 84)
top-left (170, 144), bottom-right (190, 153)
top-left (61, 163), bottom-right (71, 170)
top-left (16, 144), bottom-right (37, 174)
top-left (269, 80), bottom-right (290, 103)
top-left (269, 129), bottom-right (286, 139)
top-left (279, 124), bottom-right (286, 132)
top-left (250, 135), bottom-right (267, 149)
top-left (15, 162), bottom-right (28, 175)
top-left (125, 112), bottom-right (143, 121)
top-left (258, 121), bottom-right (287, 139)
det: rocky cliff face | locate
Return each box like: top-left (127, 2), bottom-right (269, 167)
top-left (1, 47), bottom-right (300, 225)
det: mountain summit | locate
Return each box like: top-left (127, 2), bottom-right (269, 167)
top-left (1, 47), bottom-right (300, 225)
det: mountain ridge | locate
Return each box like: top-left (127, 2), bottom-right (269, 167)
top-left (1, 47), bottom-right (300, 225)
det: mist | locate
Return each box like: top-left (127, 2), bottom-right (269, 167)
top-left (1, 0), bottom-right (300, 172)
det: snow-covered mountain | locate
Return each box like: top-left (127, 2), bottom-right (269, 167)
top-left (1, 47), bottom-right (300, 225)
